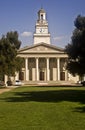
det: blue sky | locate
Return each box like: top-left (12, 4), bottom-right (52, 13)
top-left (0, 0), bottom-right (85, 48)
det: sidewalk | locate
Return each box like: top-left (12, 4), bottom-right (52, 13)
top-left (0, 88), bottom-right (11, 94)
top-left (0, 86), bottom-right (18, 94)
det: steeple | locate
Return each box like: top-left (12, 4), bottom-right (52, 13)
top-left (33, 8), bottom-right (51, 45)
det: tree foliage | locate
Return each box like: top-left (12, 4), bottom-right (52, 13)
top-left (0, 31), bottom-right (23, 80)
top-left (6, 31), bottom-right (21, 49)
top-left (65, 15), bottom-right (85, 76)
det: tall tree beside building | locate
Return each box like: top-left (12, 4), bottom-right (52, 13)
top-left (65, 15), bottom-right (85, 77)
top-left (0, 31), bottom-right (23, 80)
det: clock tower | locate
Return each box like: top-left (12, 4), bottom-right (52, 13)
top-left (33, 8), bottom-right (51, 44)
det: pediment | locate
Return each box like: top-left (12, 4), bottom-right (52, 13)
top-left (18, 43), bottom-right (65, 54)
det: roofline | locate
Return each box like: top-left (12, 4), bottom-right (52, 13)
top-left (18, 42), bottom-right (65, 53)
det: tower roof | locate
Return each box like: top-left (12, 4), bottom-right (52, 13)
top-left (38, 8), bottom-right (46, 14)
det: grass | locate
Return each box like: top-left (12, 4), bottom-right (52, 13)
top-left (0, 86), bottom-right (85, 130)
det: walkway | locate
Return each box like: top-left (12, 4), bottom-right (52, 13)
top-left (0, 88), bottom-right (11, 94)
top-left (0, 86), bottom-right (18, 94)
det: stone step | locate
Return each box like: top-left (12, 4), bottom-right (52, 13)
top-left (23, 80), bottom-right (76, 86)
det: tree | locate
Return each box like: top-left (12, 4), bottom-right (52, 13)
top-left (65, 15), bottom-right (85, 77)
top-left (6, 31), bottom-right (21, 49)
top-left (0, 31), bottom-right (23, 80)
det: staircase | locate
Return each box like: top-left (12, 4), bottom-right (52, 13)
top-left (23, 80), bottom-right (76, 86)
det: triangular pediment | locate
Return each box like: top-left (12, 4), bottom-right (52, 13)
top-left (18, 43), bottom-right (65, 54)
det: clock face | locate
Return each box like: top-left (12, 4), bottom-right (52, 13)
top-left (39, 28), bottom-right (45, 33)
top-left (37, 28), bottom-right (47, 33)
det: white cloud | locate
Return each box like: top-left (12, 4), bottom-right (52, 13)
top-left (53, 35), bottom-right (67, 41)
top-left (21, 31), bottom-right (32, 37)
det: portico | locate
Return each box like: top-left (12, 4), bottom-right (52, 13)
top-left (23, 55), bottom-right (68, 82)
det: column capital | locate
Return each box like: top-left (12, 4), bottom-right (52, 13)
top-left (57, 57), bottom-right (60, 60)
top-left (35, 57), bottom-right (39, 61)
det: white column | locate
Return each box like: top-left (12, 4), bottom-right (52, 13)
top-left (15, 72), bottom-right (19, 80)
top-left (47, 58), bottom-right (49, 81)
top-left (25, 58), bottom-right (28, 81)
top-left (4, 75), bottom-right (8, 84)
top-left (36, 58), bottom-right (39, 81)
top-left (57, 58), bottom-right (60, 81)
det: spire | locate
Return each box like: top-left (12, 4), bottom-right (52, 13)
top-left (41, 4), bottom-right (43, 9)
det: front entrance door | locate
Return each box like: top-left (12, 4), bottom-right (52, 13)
top-left (40, 71), bottom-right (44, 80)
top-left (60, 72), bottom-right (65, 80)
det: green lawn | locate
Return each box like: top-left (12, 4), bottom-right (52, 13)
top-left (0, 86), bottom-right (85, 130)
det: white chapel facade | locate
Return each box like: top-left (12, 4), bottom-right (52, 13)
top-left (8, 8), bottom-right (79, 84)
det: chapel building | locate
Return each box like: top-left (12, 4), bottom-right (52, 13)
top-left (5, 8), bottom-right (79, 84)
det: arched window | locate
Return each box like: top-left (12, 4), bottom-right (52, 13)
top-left (41, 14), bottom-right (43, 20)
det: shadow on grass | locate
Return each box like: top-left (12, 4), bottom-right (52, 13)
top-left (74, 106), bottom-right (85, 113)
top-left (1, 87), bottom-right (85, 112)
top-left (3, 89), bottom-right (85, 102)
